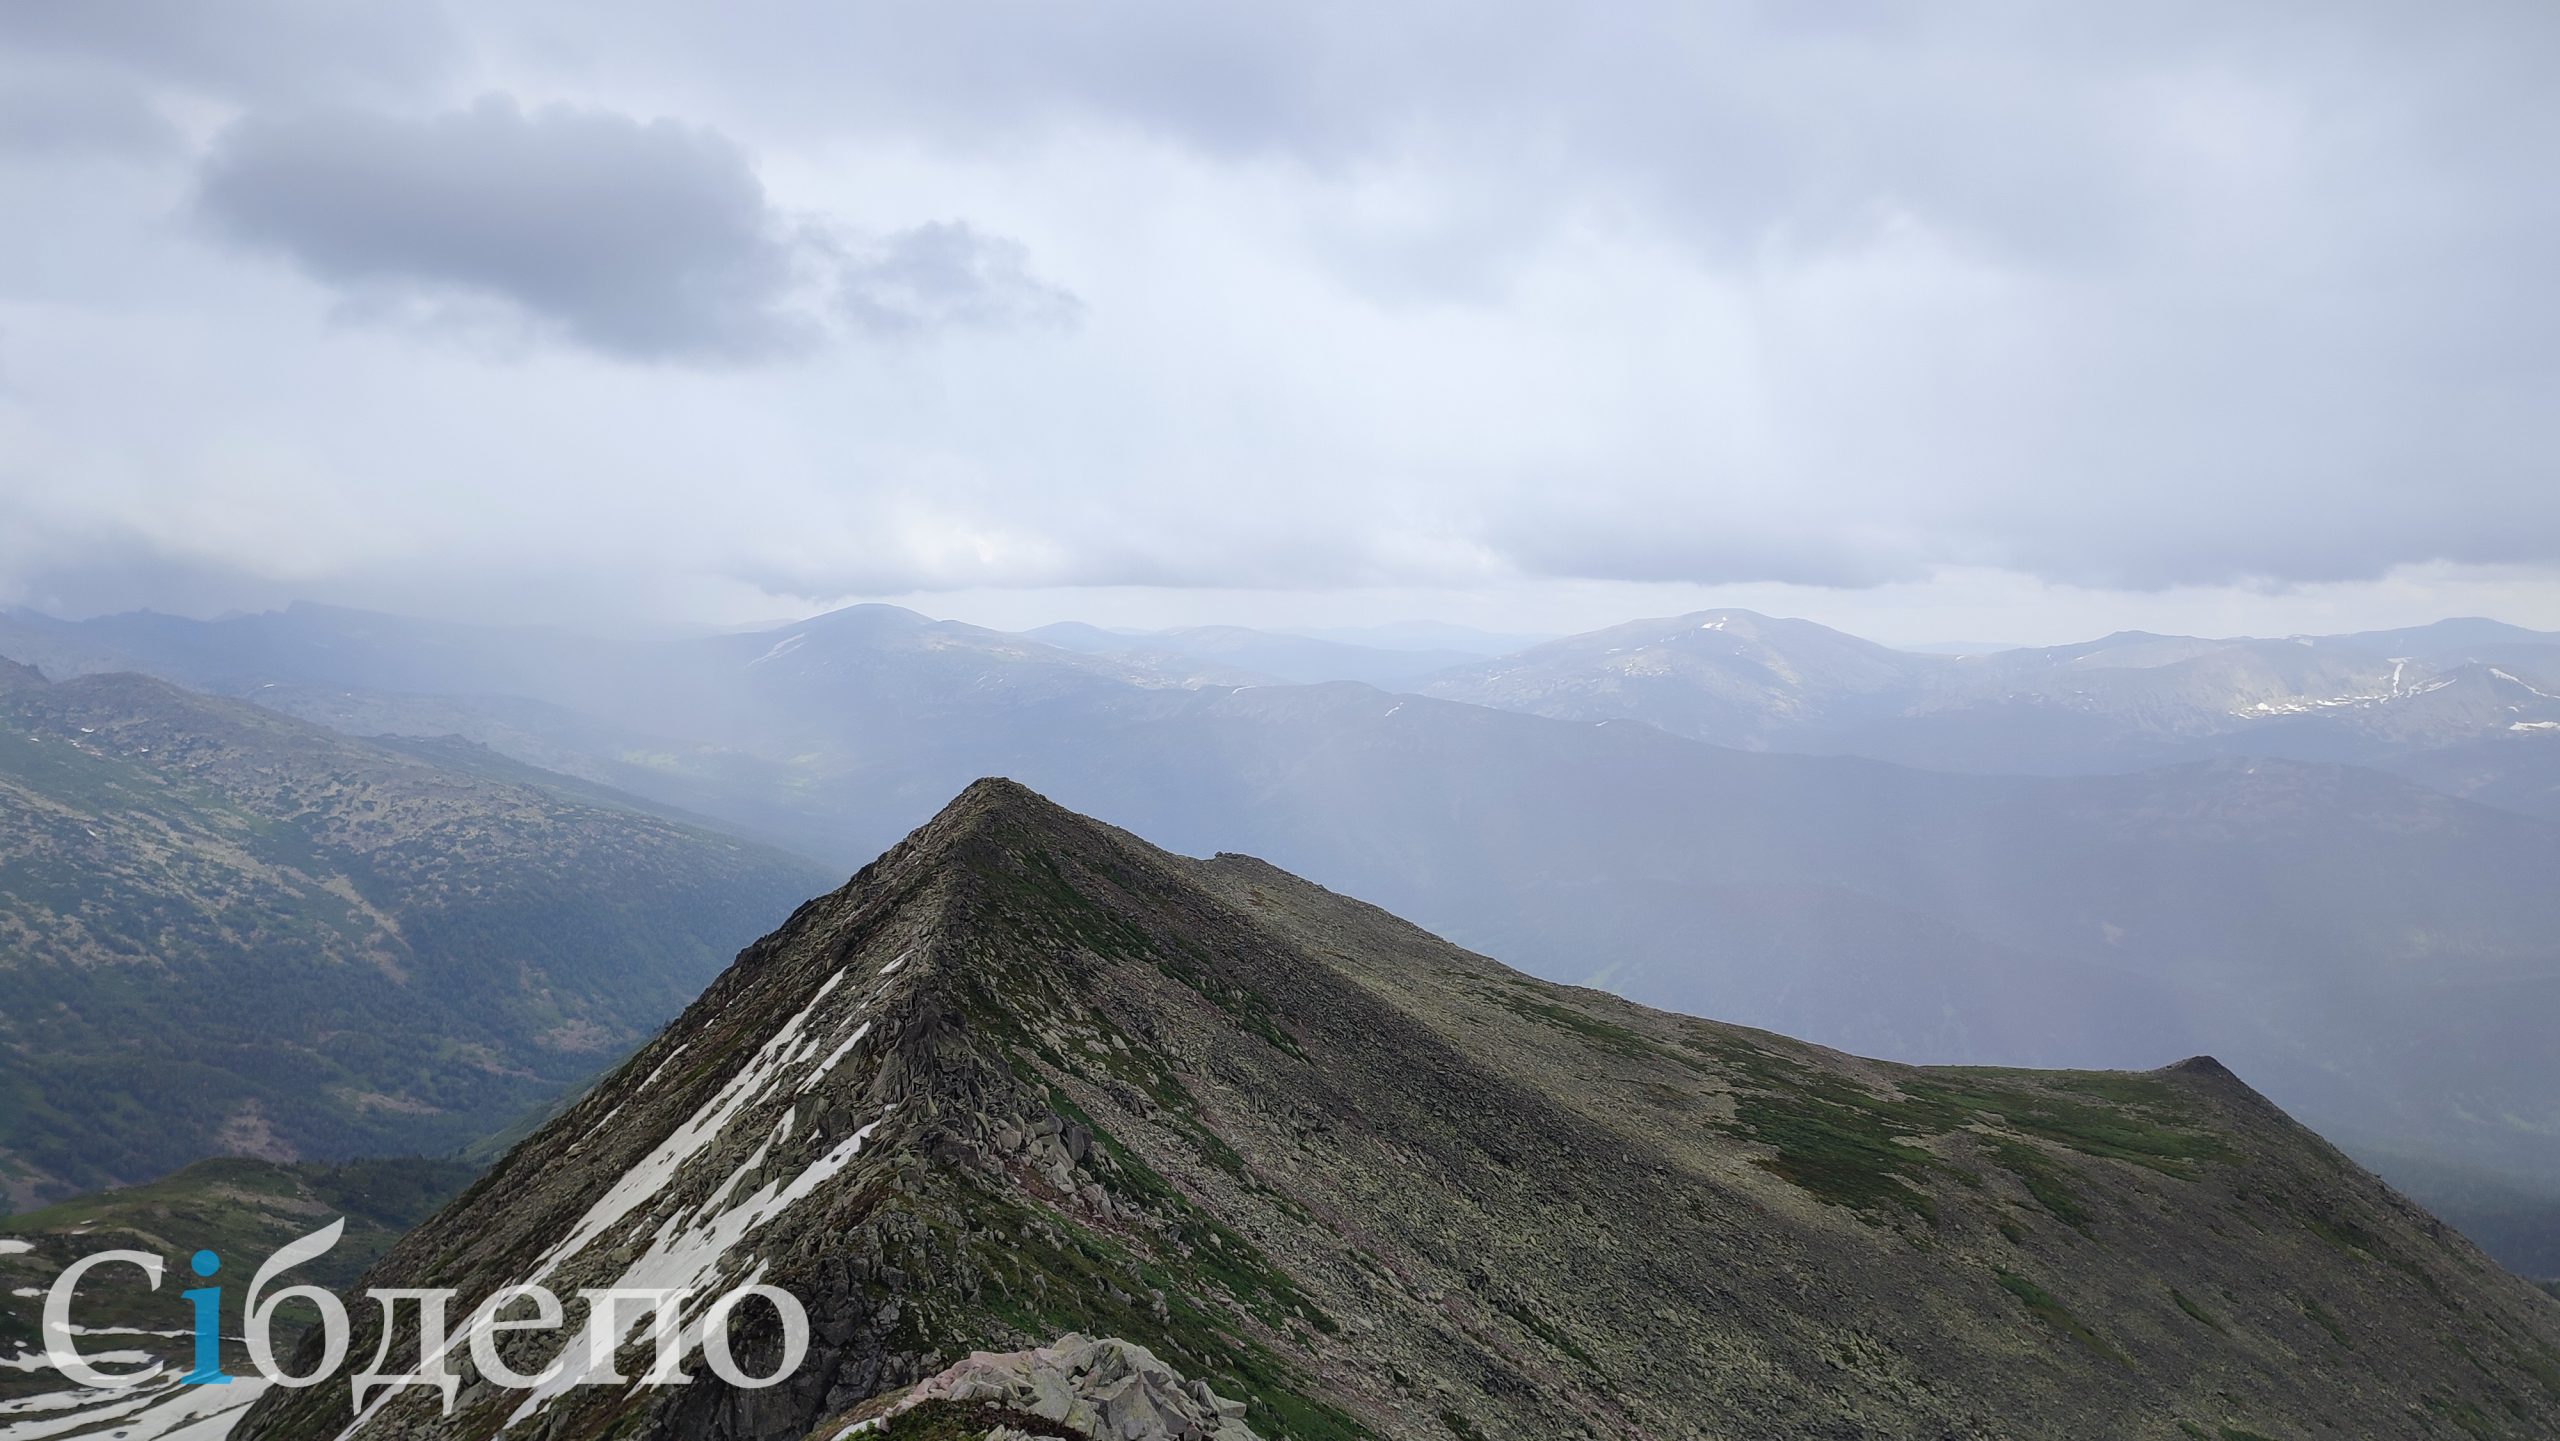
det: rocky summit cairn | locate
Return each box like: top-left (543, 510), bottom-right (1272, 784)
top-left (826, 1333), bottom-right (1258, 1441)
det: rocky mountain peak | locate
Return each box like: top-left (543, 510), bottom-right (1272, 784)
top-left (228, 781), bottom-right (2560, 1441)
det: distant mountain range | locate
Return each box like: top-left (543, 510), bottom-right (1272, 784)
top-left (1424, 608), bottom-right (2560, 791)
top-left (0, 658), bottom-right (829, 1205)
top-left (190, 781), bottom-right (2560, 1440)
top-left (9, 602), bottom-right (2560, 1253)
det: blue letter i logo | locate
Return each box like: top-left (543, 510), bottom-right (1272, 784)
top-left (181, 1250), bottom-right (230, 1385)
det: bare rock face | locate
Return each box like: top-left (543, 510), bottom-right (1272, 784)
top-left (831, 1334), bottom-right (1257, 1441)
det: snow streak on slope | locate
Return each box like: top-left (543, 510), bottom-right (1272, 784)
top-left (320, 940), bottom-right (924, 1439)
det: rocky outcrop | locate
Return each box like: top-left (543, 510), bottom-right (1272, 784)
top-left (829, 1334), bottom-right (1257, 1441)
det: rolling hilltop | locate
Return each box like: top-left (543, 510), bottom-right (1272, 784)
top-left (0, 660), bottom-right (830, 1205)
top-left (206, 781), bottom-right (2560, 1441)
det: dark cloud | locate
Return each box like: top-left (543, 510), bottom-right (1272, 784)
top-left (195, 98), bottom-right (826, 361)
top-left (194, 97), bottom-right (1078, 363)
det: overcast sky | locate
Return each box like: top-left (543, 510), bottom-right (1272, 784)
top-left (2, 1), bottom-right (2556, 645)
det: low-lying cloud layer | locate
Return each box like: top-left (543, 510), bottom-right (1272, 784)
top-left (0, 1), bottom-right (2553, 626)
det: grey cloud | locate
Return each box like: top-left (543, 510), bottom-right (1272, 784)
top-left (0, 0), bottom-right (458, 106)
top-left (196, 98), bottom-right (827, 362)
top-left (6, 1), bottom-right (2559, 611)
top-left (194, 97), bottom-right (1079, 363)
top-left (0, 63), bottom-right (177, 158)
top-left (836, 222), bottom-right (1081, 337)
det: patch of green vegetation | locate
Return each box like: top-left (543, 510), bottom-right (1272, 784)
top-left (1490, 988), bottom-right (1706, 1075)
top-left (878, 1400), bottom-right (1084, 1441)
top-left (1500, 1299), bottom-right (1599, 1369)
top-left (2218, 1427), bottom-right (2279, 1441)
top-left (1039, 1084), bottom-right (1338, 1338)
top-left (2304, 1298), bottom-right (2349, 1347)
top-left (1438, 1408), bottom-right (1489, 1441)
top-left (2171, 1287), bottom-right (2226, 1333)
top-left (985, 845), bottom-right (1305, 1059)
top-left (1694, 1039), bottom-right (2234, 1228)
top-left (1725, 1081), bottom-right (1942, 1222)
top-left (1907, 1070), bottom-right (2235, 1177)
top-left (2266, 1192), bottom-right (2452, 1304)
top-left (956, 1191), bottom-right (1369, 1441)
top-left (1995, 1270), bottom-right (2132, 1369)
top-left (1985, 1139), bottom-right (2091, 1230)
top-left (2421, 1391), bottom-right (2502, 1440)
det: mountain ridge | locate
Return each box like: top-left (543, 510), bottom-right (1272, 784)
top-left (202, 779), bottom-right (2560, 1441)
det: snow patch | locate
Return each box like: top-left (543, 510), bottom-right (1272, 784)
top-left (0, 1240), bottom-right (32, 1256)
top-left (2235, 675), bottom-right (2455, 717)
top-left (499, 1119), bottom-right (884, 1427)
top-left (636, 1043), bottom-right (691, 1093)
top-left (746, 633), bottom-right (807, 668)
top-left (804, 1022), bottom-right (873, 1091)
top-left (0, 1375), bottom-right (270, 1441)
top-left (0, 1348), bottom-right (157, 1376)
top-left (528, 971), bottom-right (848, 1287)
top-left (2490, 668), bottom-right (2560, 701)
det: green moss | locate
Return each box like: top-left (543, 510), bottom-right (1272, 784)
top-left (1698, 1040), bottom-right (2234, 1227)
top-left (2171, 1288), bottom-right (2226, 1333)
top-left (1491, 988), bottom-right (1707, 1074)
top-left (901, 1159), bottom-right (1367, 1441)
top-left (1996, 1270), bottom-right (2132, 1369)
top-left (1037, 1084), bottom-right (1337, 1338)
top-left (985, 845), bottom-right (1306, 1061)
top-left (1727, 1084), bottom-right (1942, 1222)
top-left (1500, 1299), bottom-right (1600, 1369)
top-left (879, 1400), bottom-right (1084, 1441)
top-left (1985, 1139), bottom-right (2091, 1231)
top-left (1906, 1071), bottom-right (2235, 1177)
top-left (2304, 1298), bottom-right (2350, 1347)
